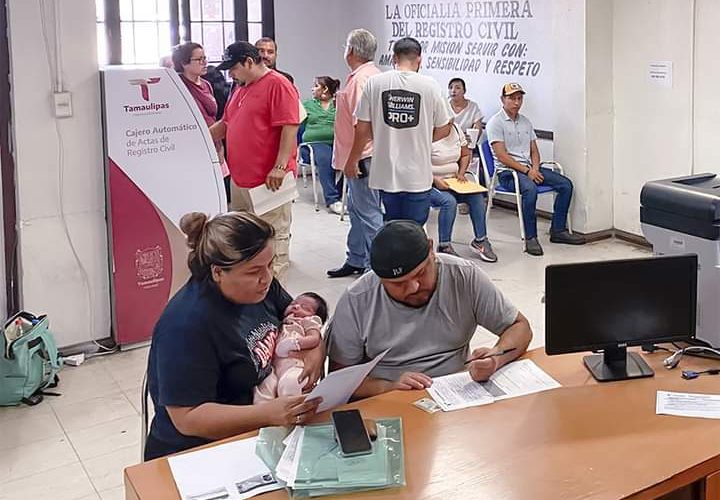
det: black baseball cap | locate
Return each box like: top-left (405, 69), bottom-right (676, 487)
top-left (216, 41), bottom-right (259, 71)
top-left (370, 220), bottom-right (430, 279)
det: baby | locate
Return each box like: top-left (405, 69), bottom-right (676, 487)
top-left (254, 292), bottom-right (328, 402)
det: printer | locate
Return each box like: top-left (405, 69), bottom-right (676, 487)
top-left (641, 173), bottom-right (720, 347)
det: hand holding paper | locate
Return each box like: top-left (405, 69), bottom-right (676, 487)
top-left (308, 349), bottom-right (389, 412)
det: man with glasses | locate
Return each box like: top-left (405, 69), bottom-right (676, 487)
top-left (326, 220), bottom-right (532, 398)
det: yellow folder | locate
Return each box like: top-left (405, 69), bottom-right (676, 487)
top-left (444, 178), bottom-right (488, 194)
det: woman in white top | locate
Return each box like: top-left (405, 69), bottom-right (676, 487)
top-left (429, 124), bottom-right (497, 262)
top-left (448, 78), bottom-right (483, 132)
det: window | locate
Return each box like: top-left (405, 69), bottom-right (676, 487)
top-left (120, 0), bottom-right (172, 64)
top-left (96, 0), bottom-right (275, 65)
top-left (188, 0), bottom-right (236, 62)
top-left (96, 1), bottom-right (108, 65)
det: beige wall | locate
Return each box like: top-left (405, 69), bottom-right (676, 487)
top-left (8, 0), bottom-right (110, 346)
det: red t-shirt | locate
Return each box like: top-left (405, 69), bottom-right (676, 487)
top-left (223, 70), bottom-right (300, 188)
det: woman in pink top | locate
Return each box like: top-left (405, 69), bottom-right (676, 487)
top-left (172, 42), bottom-right (231, 202)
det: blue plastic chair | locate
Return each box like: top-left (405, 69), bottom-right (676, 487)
top-left (480, 140), bottom-right (571, 241)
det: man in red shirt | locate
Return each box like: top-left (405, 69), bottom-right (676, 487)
top-left (211, 42), bottom-right (300, 283)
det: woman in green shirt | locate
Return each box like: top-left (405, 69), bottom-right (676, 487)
top-left (301, 76), bottom-right (342, 213)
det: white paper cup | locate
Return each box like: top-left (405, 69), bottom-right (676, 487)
top-left (466, 128), bottom-right (480, 149)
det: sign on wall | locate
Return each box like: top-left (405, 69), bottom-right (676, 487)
top-left (101, 67), bottom-right (225, 346)
top-left (376, 0), bottom-right (553, 130)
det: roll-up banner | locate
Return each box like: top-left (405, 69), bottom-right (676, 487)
top-left (101, 67), bottom-right (226, 346)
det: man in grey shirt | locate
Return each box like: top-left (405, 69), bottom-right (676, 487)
top-left (326, 220), bottom-right (533, 399)
top-left (485, 82), bottom-right (585, 256)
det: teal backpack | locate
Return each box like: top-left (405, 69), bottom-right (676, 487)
top-left (0, 311), bottom-right (63, 406)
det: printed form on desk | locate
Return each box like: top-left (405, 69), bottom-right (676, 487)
top-left (427, 359), bottom-right (561, 411)
top-left (168, 436), bottom-right (282, 500)
top-left (657, 391), bottom-right (720, 419)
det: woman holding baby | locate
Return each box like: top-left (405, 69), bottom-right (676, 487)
top-left (144, 211), bottom-right (326, 460)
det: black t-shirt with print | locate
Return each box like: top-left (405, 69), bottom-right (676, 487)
top-left (144, 277), bottom-right (292, 460)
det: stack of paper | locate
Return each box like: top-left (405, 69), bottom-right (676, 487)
top-left (427, 359), bottom-right (561, 411)
top-left (255, 418), bottom-right (406, 498)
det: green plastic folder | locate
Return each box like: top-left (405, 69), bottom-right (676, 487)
top-left (256, 417), bottom-right (406, 498)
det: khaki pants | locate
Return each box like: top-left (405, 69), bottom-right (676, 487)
top-left (230, 181), bottom-right (292, 285)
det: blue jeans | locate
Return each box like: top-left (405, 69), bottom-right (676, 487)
top-left (498, 167), bottom-right (573, 239)
top-left (345, 158), bottom-right (383, 269)
top-left (300, 143), bottom-right (342, 206)
top-left (381, 190), bottom-right (432, 226)
top-left (430, 188), bottom-right (488, 245)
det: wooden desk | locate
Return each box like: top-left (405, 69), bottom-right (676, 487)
top-left (124, 349), bottom-right (720, 499)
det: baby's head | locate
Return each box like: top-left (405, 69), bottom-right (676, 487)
top-left (284, 292), bottom-right (328, 323)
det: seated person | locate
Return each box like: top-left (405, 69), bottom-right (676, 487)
top-left (301, 76), bottom-right (343, 213)
top-left (486, 82), bottom-right (585, 256)
top-left (144, 211), bottom-right (324, 460)
top-left (254, 292), bottom-right (328, 401)
top-left (430, 123), bottom-right (497, 263)
top-left (326, 220), bottom-right (532, 398)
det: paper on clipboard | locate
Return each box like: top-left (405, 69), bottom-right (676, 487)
top-left (444, 178), bottom-right (487, 194)
top-left (308, 349), bottom-right (389, 412)
top-left (248, 172), bottom-right (298, 216)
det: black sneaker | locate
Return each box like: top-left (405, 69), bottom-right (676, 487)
top-left (437, 244), bottom-right (459, 256)
top-left (470, 239), bottom-right (498, 263)
top-left (524, 238), bottom-right (544, 256)
top-left (550, 230), bottom-right (586, 245)
top-left (327, 263), bottom-right (364, 278)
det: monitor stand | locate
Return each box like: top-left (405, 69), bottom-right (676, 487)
top-left (583, 347), bottom-right (654, 382)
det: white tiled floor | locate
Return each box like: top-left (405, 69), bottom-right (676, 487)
top-left (0, 191), bottom-right (649, 500)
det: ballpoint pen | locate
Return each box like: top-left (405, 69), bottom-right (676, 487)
top-left (463, 347), bottom-right (517, 365)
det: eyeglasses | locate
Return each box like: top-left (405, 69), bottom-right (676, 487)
top-left (190, 56), bottom-right (208, 63)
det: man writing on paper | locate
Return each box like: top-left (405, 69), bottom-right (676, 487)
top-left (326, 221), bottom-right (533, 398)
top-left (211, 42), bottom-right (300, 284)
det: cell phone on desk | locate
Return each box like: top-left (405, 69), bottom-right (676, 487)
top-left (331, 409), bottom-right (373, 457)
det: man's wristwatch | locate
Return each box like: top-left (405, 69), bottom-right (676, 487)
top-left (273, 163), bottom-right (287, 172)
top-left (525, 166), bottom-right (531, 175)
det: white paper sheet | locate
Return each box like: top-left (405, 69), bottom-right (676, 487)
top-left (427, 359), bottom-right (561, 411)
top-left (656, 390), bottom-right (720, 419)
top-left (168, 437), bottom-right (282, 500)
top-left (308, 349), bottom-right (389, 412)
top-left (248, 172), bottom-right (298, 216)
top-left (275, 426), bottom-right (304, 487)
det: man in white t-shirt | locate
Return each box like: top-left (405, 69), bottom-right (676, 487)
top-left (343, 37), bottom-right (453, 225)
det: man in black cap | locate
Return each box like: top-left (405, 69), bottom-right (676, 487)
top-left (326, 220), bottom-right (533, 398)
top-left (210, 41), bottom-right (300, 284)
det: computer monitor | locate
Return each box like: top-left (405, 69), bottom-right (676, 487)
top-left (545, 254), bottom-right (697, 382)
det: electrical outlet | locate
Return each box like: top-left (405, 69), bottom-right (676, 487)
top-left (53, 91), bottom-right (73, 118)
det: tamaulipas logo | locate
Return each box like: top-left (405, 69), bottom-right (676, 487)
top-left (129, 77), bottom-right (160, 101)
top-left (125, 77), bottom-right (170, 113)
